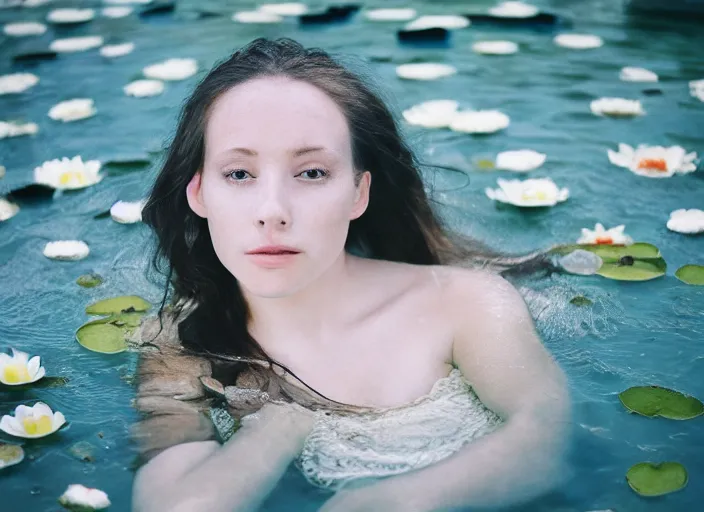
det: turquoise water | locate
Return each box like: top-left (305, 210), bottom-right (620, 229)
top-left (1, 0), bottom-right (703, 510)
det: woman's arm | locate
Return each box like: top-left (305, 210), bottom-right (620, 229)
top-left (321, 270), bottom-right (572, 512)
top-left (132, 402), bottom-right (314, 512)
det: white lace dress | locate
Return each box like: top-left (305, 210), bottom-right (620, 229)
top-left (296, 369), bottom-right (504, 490)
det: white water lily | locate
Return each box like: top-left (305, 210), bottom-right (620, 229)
top-left (100, 42), bottom-right (134, 58)
top-left (43, 240), bottom-right (90, 261)
top-left (3, 21), bottom-right (47, 36)
top-left (578, 223), bottom-right (633, 245)
top-left (48, 99), bottom-right (96, 122)
top-left (102, 6), bottom-right (133, 18)
top-left (50, 36), bottom-right (104, 53)
top-left (450, 110), bottom-right (510, 134)
top-left (0, 121), bottom-right (39, 139)
top-left (59, 484), bottom-right (111, 511)
top-left (34, 155), bottom-right (103, 190)
top-left (667, 209), bottom-right (704, 234)
top-left (124, 79), bottom-right (164, 97)
top-left (607, 143), bottom-right (697, 178)
top-left (258, 3), bottom-right (308, 16)
top-left (619, 67), bottom-right (658, 83)
top-left (689, 79), bottom-right (704, 102)
top-left (590, 98), bottom-right (644, 117)
top-left (402, 100), bottom-right (459, 128)
top-left (405, 15), bottom-right (469, 31)
top-left (143, 58), bottom-right (197, 81)
top-left (0, 73), bottom-right (39, 95)
top-left (554, 33), bottom-right (603, 49)
top-left (485, 178), bottom-right (569, 207)
top-left (488, 1), bottom-right (539, 18)
top-left (110, 199), bottom-right (145, 224)
top-left (0, 197), bottom-right (20, 222)
top-left (495, 149), bottom-right (546, 172)
top-left (0, 402), bottom-right (66, 439)
top-left (47, 8), bottom-right (95, 24)
top-left (232, 11), bottom-right (283, 23)
top-left (363, 8), bottom-right (417, 21)
top-left (472, 40), bottom-right (518, 55)
top-left (0, 348), bottom-right (45, 386)
top-left (396, 63), bottom-right (457, 81)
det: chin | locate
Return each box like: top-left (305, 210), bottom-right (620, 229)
top-left (237, 273), bottom-right (307, 299)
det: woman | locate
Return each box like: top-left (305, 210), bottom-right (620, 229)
top-left (131, 38), bottom-right (571, 512)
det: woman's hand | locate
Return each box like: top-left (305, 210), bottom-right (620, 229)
top-left (240, 401), bottom-right (316, 450)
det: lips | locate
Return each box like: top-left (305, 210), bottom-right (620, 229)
top-left (246, 246), bottom-right (301, 255)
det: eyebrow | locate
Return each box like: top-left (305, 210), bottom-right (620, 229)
top-left (225, 146), bottom-right (329, 157)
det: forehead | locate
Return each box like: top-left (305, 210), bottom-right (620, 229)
top-left (204, 76), bottom-right (351, 159)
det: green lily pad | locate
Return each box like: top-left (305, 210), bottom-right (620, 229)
top-left (626, 462), bottom-right (688, 497)
top-left (86, 296), bottom-right (151, 316)
top-left (33, 376), bottom-right (69, 388)
top-left (619, 386), bottom-right (704, 420)
top-left (76, 323), bottom-right (128, 354)
top-left (552, 242), bottom-right (661, 259)
top-left (675, 265), bottom-right (704, 286)
top-left (76, 273), bottom-right (103, 288)
top-left (597, 257), bottom-right (667, 281)
top-left (475, 159), bottom-right (496, 170)
top-left (0, 442), bottom-right (24, 470)
top-left (553, 243), bottom-right (666, 281)
top-left (570, 296), bottom-right (593, 306)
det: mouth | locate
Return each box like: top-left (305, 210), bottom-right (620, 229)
top-left (247, 249), bottom-right (301, 255)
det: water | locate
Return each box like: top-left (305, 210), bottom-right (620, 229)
top-left (1, 1), bottom-right (703, 511)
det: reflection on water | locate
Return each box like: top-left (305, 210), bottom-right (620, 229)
top-left (1, 0), bottom-right (703, 511)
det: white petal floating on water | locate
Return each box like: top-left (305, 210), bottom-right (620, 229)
top-left (124, 79), bottom-right (164, 97)
top-left (0, 121), bottom-right (39, 139)
top-left (590, 97), bottom-right (644, 117)
top-left (3, 21), bottom-right (47, 36)
top-left (395, 63), bottom-right (457, 81)
top-left (485, 177), bottom-right (569, 207)
top-left (258, 3), bottom-right (308, 16)
top-left (449, 110), bottom-right (510, 134)
top-left (559, 250), bottom-right (603, 275)
top-left (488, 1), bottom-right (539, 18)
top-left (0, 73), bottom-right (39, 95)
top-left (43, 240), bottom-right (90, 261)
top-left (495, 149), bottom-right (546, 171)
top-left (363, 8), bottom-right (417, 21)
top-left (232, 10), bottom-right (284, 23)
top-left (59, 485), bottom-right (111, 511)
top-left (48, 99), bottom-right (96, 122)
top-left (102, 6), bottom-right (133, 18)
top-left (402, 100), bottom-right (459, 128)
top-left (143, 58), bottom-right (198, 81)
top-left (47, 8), bottom-right (95, 24)
top-left (110, 200), bottom-right (146, 224)
top-left (34, 156), bottom-right (103, 190)
top-left (607, 143), bottom-right (697, 178)
top-left (405, 15), bottom-right (469, 30)
top-left (0, 402), bottom-right (66, 439)
top-left (577, 223), bottom-right (633, 245)
top-left (554, 33), bottom-right (603, 49)
top-left (50, 36), bottom-right (104, 53)
top-left (472, 40), bottom-right (519, 55)
top-left (100, 42), bottom-right (134, 58)
top-left (689, 79), bottom-right (704, 102)
top-left (0, 442), bottom-right (25, 470)
top-left (667, 209), bottom-right (704, 234)
top-left (0, 197), bottom-right (20, 222)
top-left (619, 67), bottom-right (658, 83)
top-left (0, 348), bottom-right (46, 385)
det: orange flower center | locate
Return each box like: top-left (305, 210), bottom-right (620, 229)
top-left (636, 158), bottom-right (667, 172)
top-left (595, 236), bottom-right (614, 245)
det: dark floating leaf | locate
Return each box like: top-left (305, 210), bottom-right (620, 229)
top-left (139, 1), bottom-right (176, 18)
top-left (76, 273), bottom-right (103, 288)
top-left (93, 210), bottom-right (111, 220)
top-left (104, 157), bottom-right (152, 176)
top-left (33, 376), bottom-right (69, 389)
top-left (465, 12), bottom-right (565, 28)
top-left (7, 184), bottom-right (55, 201)
top-left (12, 50), bottom-right (58, 63)
top-left (642, 88), bottom-right (663, 96)
top-left (675, 265), bottom-right (704, 286)
top-left (299, 4), bottom-right (360, 24)
top-left (619, 386), bottom-right (704, 420)
top-left (626, 462), bottom-right (688, 497)
top-left (209, 407), bottom-right (240, 444)
top-left (569, 296), bottom-right (593, 307)
top-left (397, 27), bottom-right (450, 44)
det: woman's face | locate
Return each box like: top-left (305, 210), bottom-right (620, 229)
top-left (186, 76), bottom-right (370, 298)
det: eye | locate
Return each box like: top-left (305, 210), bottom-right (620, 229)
top-left (224, 169), bottom-right (252, 181)
top-left (297, 168), bottom-right (329, 180)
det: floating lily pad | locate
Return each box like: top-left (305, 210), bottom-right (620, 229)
top-left (7, 183), bottom-right (55, 201)
top-left (209, 407), bottom-right (239, 444)
top-left (68, 441), bottom-right (95, 463)
top-left (86, 296), bottom-right (151, 316)
top-left (475, 159), bottom-right (496, 170)
top-left (104, 156), bottom-right (152, 176)
top-left (675, 265), bottom-right (704, 286)
top-left (76, 273), bottom-right (103, 288)
top-left (597, 257), bottom-right (667, 281)
top-left (32, 376), bottom-right (69, 389)
top-left (619, 386), bottom-right (704, 420)
top-left (570, 296), bottom-right (593, 306)
top-left (553, 243), bottom-right (661, 259)
top-left (93, 210), bottom-right (111, 220)
top-left (0, 442), bottom-right (24, 470)
top-left (76, 323), bottom-right (128, 354)
top-left (12, 51), bottom-right (58, 63)
top-left (552, 243), bottom-right (666, 281)
top-left (626, 462), bottom-right (688, 497)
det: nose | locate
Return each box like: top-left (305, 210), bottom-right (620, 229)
top-left (254, 175), bottom-right (292, 230)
